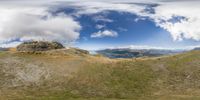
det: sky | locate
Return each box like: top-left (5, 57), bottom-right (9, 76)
top-left (0, 0), bottom-right (200, 50)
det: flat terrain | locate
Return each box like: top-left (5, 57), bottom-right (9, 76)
top-left (1, 50), bottom-right (200, 100)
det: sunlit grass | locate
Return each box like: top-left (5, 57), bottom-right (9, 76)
top-left (1, 50), bottom-right (200, 100)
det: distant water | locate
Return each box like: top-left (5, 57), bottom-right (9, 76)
top-left (89, 50), bottom-right (98, 55)
top-left (96, 49), bottom-right (187, 58)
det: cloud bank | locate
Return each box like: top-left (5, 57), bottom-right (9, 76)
top-left (91, 30), bottom-right (118, 38)
top-left (150, 1), bottom-right (200, 41)
top-left (0, 4), bottom-right (81, 47)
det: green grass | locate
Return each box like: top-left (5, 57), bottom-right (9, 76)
top-left (0, 51), bottom-right (8, 56)
top-left (1, 51), bottom-right (200, 100)
top-left (67, 62), bottom-right (155, 99)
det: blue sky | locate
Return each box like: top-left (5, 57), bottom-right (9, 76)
top-left (0, 0), bottom-right (200, 50)
top-left (54, 5), bottom-right (200, 50)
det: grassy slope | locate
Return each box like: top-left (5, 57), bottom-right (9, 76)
top-left (0, 51), bottom-right (200, 100)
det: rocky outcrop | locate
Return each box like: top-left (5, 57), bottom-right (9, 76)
top-left (16, 41), bottom-right (64, 52)
top-left (16, 41), bottom-right (89, 56)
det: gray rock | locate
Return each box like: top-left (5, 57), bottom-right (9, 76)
top-left (17, 41), bottom-right (64, 52)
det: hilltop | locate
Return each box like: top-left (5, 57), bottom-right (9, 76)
top-left (16, 41), bottom-right (65, 52)
top-left (9, 41), bottom-right (89, 56)
top-left (0, 46), bottom-right (200, 100)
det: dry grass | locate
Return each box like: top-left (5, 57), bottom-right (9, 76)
top-left (0, 50), bottom-right (200, 100)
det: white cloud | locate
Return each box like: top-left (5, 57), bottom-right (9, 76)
top-left (65, 1), bottom-right (146, 16)
top-left (91, 30), bottom-right (118, 38)
top-left (93, 15), bottom-right (113, 22)
top-left (0, 41), bottom-right (22, 48)
top-left (1, 0), bottom-right (200, 48)
top-left (62, 1), bottom-right (200, 41)
top-left (96, 24), bottom-right (106, 29)
top-left (147, 1), bottom-right (200, 41)
top-left (0, 5), bottom-right (81, 47)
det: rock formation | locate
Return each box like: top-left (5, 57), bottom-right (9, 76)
top-left (16, 41), bottom-right (64, 52)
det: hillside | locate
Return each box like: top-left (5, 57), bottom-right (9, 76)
top-left (0, 50), bottom-right (200, 100)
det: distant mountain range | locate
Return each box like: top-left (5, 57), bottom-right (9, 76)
top-left (0, 47), bottom-right (8, 51)
top-left (97, 48), bottom-right (185, 58)
top-left (193, 47), bottom-right (200, 50)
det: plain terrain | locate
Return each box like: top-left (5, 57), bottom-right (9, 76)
top-left (0, 50), bottom-right (200, 100)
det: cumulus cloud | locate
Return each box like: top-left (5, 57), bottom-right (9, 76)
top-left (96, 24), bottom-right (106, 29)
top-left (61, 1), bottom-right (200, 41)
top-left (1, 0), bottom-right (200, 47)
top-left (93, 15), bottom-right (113, 22)
top-left (0, 3), bottom-right (81, 47)
top-left (63, 1), bottom-right (146, 16)
top-left (148, 1), bottom-right (200, 41)
top-left (91, 30), bottom-right (118, 38)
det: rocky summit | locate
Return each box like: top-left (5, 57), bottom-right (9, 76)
top-left (16, 41), bottom-right (64, 52)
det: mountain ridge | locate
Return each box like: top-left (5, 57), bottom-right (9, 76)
top-left (97, 48), bottom-right (185, 58)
